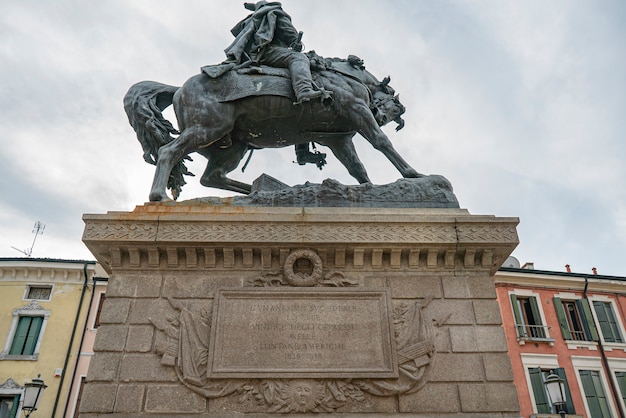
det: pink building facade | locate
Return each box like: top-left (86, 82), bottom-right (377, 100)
top-left (496, 262), bottom-right (626, 418)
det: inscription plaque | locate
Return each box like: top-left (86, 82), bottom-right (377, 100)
top-left (208, 288), bottom-right (397, 378)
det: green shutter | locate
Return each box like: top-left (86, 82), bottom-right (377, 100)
top-left (606, 304), bottom-right (623, 343)
top-left (9, 316), bottom-right (31, 354)
top-left (528, 368), bottom-right (551, 414)
top-left (23, 316), bottom-right (43, 355)
top-left (553, 297), bottom-right (572, 340)
top-left (555, 367), bottom-right (576, 414)
top-left (615, 371), bottom-right (626, 406)
top-left (578, 299), bottom-right (600, 341)
top-left (528, 297), bottom-right (545, 338)
top-left (510, 294), bottom-right (525, 337)
top-left (580, 369), bottom-right (613, 418)
top-left (9, 316), bottom-right (43, 355)
top-left (7, 394), bottom-right (20, 418)
top-left (594, 301), bottom-right (623, 343)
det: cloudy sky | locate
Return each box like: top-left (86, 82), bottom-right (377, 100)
top-left (1, 0), bottom-right (624, 276)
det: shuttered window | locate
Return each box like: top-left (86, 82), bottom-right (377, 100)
top-left (615, 371), bottom-right (626, 408)
top-left (511, 294), bottom-right (546, 339)
top-left (593, 301), bottom-right (623, 343)
top-left (553, 297), bottom-right (599, 341)
top-left (0, 394), bottom-right (20, 418)
top-left (8, 316), bottom-right (43, 355)
top-left (528, 367), bottom-right (575, 414)
top-left (579, 369), bottom-right (613, 418)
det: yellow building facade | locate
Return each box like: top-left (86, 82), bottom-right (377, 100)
top-left (0, 258), bottom-right (107, 418)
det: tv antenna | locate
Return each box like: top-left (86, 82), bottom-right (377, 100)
top-left (11, 221), bottom-right (45, 257)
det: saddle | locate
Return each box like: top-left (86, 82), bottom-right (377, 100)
top-left (201, 64), bottom-right (296, 102)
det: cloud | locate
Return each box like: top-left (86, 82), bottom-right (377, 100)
top-left (0, 0), bottom-right (624, 275)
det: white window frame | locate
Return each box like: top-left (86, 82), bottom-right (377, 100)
top-left (608, 358), bottom-right (626, 416)
top-left (0, 301), bottom-right (51, 361)
top-left (554, 292), bottom-right (599, 351)
top-left (22, 283), bottom-right (54, 302)
top-left (68, 374), bottom-right (87, 418)
top-left (509, 289), bottom-right (554, 344)
top-left (587, 295), bottom-right (626, 351)
top-left (572, 355), bottom-right (619, 418)
top-left (520, 353), bottom-right (559, 414)
top-left (0, 378), bottom-right (24, 418)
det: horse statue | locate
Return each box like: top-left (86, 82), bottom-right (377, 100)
top-left (124, 52), bottom-right (423, 202)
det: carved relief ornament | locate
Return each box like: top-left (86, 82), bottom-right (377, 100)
top-left (149, 249), bottom-right (436, 413)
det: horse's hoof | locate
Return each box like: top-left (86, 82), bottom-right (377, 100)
top-left (149, 192), bottom-right (172, 202)
top-left (405, 169), bottom-right (425, 179)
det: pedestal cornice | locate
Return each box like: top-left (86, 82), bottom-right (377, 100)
top-left (83, 205), bottom-right (518, 275)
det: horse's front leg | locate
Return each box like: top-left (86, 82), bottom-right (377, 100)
top-left (352, 104), bottom-right (423, 179)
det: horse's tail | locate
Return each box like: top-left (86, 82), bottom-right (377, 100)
top-left (123, 81), bottom-right (191, 200)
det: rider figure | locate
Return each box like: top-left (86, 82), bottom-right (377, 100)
top-left (226, 1), bottom-right (323, 104)
top-left (226, 1), bottom-right (328, 166)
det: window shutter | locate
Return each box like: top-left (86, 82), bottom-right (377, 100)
top-left (9, 316), bottom-right (31, 354)
top-left (528, 367), bottom-right (551, 414)
top-left (605, 304), bottom-right (623, 343)
top-left (555, 367), bottom-right (576, 414)
top-left (615, 371), bottom-right (626, 407)
top-left (9, 394), bottom-right (20, 418)
top-left (580, 369), bottom-right (613, 418)
top-left (578, 299), bottom-right (599, 341)
top-left (22, 316), bottom-right (43, 355)
top-left (529, 297), bottom-right (545, 338)
top-left (594, 301), bottom-right (622, 343)
top-left (553, 297), bottom-right (572, 340)
top-left (510, 294), bottom-right (525, 337)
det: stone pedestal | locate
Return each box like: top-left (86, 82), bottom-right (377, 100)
top-left (80, 204), bottom-right (520, 417)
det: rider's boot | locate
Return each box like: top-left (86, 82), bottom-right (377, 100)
top-left (290, 59), bottom-right (323, 104)
top-left (295, 143), bottom-right (327, 169)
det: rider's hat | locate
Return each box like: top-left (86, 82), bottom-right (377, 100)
top-left (244, 1), bottom-right (280, 11)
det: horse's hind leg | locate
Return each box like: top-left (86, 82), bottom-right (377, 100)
top-left (319, 136), bottom-right (371, 184)
top-left (200, 142), bottom-right (253, 194)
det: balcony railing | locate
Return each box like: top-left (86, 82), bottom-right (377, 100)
top-left (515, 324), bottom-right (555, 346)
top-left (569, 330), bottom-right (588, 341)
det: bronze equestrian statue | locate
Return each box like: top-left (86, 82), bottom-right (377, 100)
top-left (124, 1), bottom-right (422, 201)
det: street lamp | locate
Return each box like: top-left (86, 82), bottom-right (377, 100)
top-left (544, 372), bottom-right (567, 418)
top-left (21, 375), bottom-right (47, 417)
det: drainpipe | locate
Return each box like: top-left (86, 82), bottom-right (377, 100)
top-left (51, 261), bottom-right (94, 418)
top-left (584, 276), bottom-right (626, 418)
top-left (61, 276), bottom-right (108, 417)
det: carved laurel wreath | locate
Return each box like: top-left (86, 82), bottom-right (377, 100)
top-left (283, 249), bottom-right (324, 287)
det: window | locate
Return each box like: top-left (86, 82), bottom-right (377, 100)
top-left (25, 285), bottom-right (52, 301)
top-left (579, 369), bottom-right (613, 418)
top-left (0, 378), bottom-right (22, 418)
top-left (615, 371), bottom-right (626, 410)
top-left (9, 316), bottom-right (43, 355)
top-left (510, 294), bottom-right (548, 340)
top-left (0, 395), bottom-right (20, 418)
top-left (93, 293), bottom-right (106, 329)
top-left (593, 301), bottom-right (623, 343)
top-left (554, 297), bottom-right (599, 342)
top-left (0, 301), bottom-right (50, 360)
top-left (72, 376), bottom-right (86, 418)
top-left (528, 367), bottom-right (575, 414)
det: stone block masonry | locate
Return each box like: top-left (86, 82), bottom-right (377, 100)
top-left (80, 205), bottom-right (520, 417)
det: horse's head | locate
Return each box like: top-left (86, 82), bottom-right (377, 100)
top-left (371, 76), bottom-right (406, 131)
